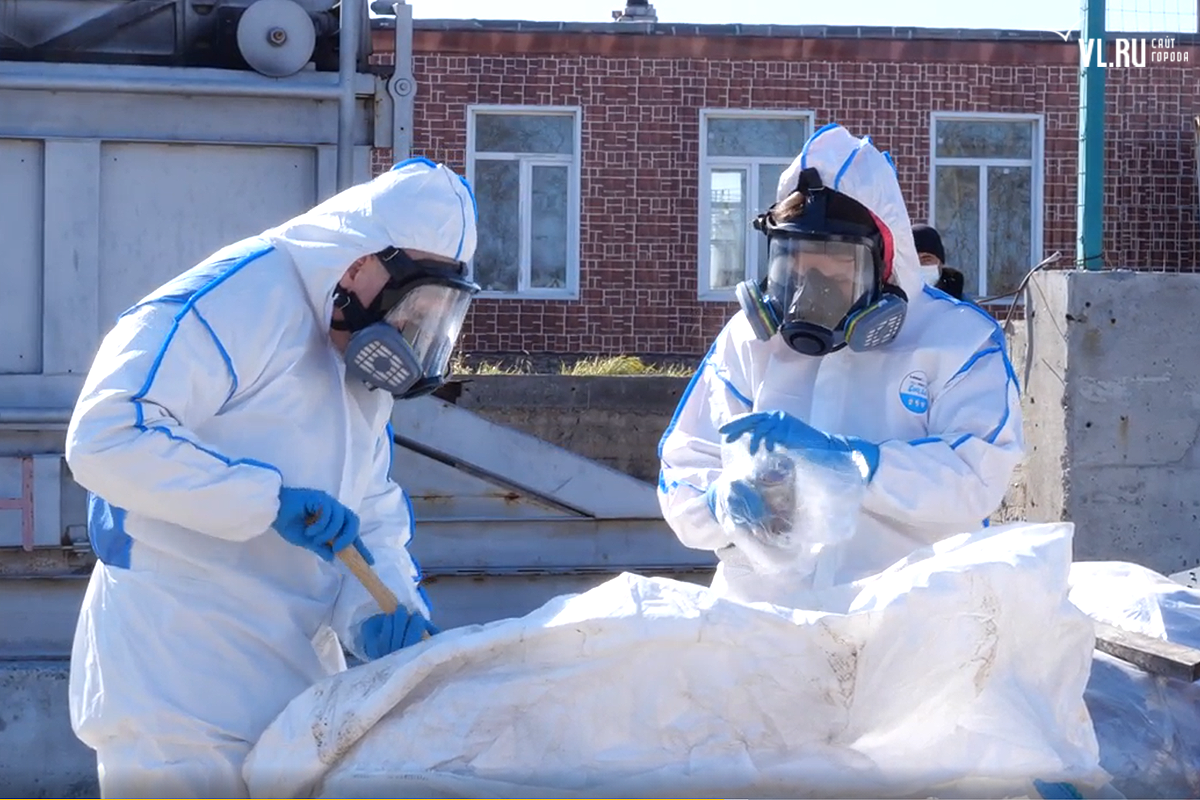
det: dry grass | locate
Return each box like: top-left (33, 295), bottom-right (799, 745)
top-left (453, 358), bottom-right (517, 375)
top-left (450, 354), bottom-right (693, 377)
top-left (559, 355), bottom-right (693, 377)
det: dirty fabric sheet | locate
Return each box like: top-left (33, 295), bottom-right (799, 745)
top-left (1071, 561), bottom-right (1200, 799)
top-left (244, 521), bottom-right (1107, 798)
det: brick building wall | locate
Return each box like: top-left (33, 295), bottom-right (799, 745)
top-left (371, 24), bottom-right (1200, 358)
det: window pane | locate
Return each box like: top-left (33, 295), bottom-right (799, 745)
top-left (707, 117), bottom-right (809, 158)
top-left (709, 169), bottom-right (747, 291)
top-left (472, 159), bottom-right (520, 292)
top-left (754, 162), bottom-right (786, 281)
top-left (530, 165), bottom-right (569, 289)
top-left (987, 165), bottom-right (1033, 297)
top-left (935, 119), bottom-right (1034, 159)
top-left (934, 165), bottom-right (981, 297)
top-left (475, 113), bottom-right (574, 155)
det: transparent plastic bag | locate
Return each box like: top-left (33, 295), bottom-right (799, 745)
top-left (712, 429), bottom-right (868, 577)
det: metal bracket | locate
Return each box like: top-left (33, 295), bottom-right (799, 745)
top-left (388, 1), bottom-right (414, 159)
top-left (372, 74), bottom-right (393, 149)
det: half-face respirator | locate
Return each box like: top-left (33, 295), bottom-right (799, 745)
top-left (734, 167), bottom-right (907, 357)
top-left (332, 247), bottom-right (480, 399)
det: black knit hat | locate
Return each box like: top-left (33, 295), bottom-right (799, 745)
top-left (912, 224), bottom-right (946, 264)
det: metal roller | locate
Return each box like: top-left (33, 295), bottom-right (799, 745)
top-left (236, 0), bottom-right (316, 77)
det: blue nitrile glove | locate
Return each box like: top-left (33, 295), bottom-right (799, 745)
top-left (272, 486), bottom-right (374, 564)
top-left (360, 609), bottom-right (440, 660)
top-left (719, 411), bottom-right (881, 482)
top-left (706, 478), bottom-right (770, 529)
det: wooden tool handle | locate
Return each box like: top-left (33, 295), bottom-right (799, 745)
top-left (337, 545), bottom-right (400, 615)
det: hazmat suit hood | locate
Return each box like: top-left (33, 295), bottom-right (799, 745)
top-left (776, 124), bottom-right (923, 301)
top-left (261, 157), bottom-right (478, 326)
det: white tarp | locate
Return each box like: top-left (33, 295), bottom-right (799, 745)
top-left (245, 521), bottom-right (1110, 799)
top-left (1070, 561), bottom-right (1200, 799)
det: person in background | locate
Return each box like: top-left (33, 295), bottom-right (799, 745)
top-left (912, 223), bottom-right (965, 300)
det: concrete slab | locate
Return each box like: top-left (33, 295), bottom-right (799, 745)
top-left (1016, 270), bottom-right (1200, 572)
top-left (0, 661), bottom-right (97, 798)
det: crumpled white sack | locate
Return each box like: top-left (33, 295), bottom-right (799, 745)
top-left (244, 521), bottom-right (1106, 799)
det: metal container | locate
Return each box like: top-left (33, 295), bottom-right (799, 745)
top-left (0, 0), bottom-right (345, 69)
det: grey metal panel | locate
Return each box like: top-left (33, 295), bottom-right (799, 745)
top-left (353, 143), bottom-right (372, 185)
top-left (0, 60), bottom-right (375, 99)
top-left (391, 397), bottom-right (663, 519)
top-left (316, 144), bottom-right (338, 202)
top-left (0, 376), bottom-right (84, 410)
top-left (0, 89), bottom-right (351, 145)
top-left (32, 455), bottom-right (64, 548)
top-left (0, 138), bottom-right (44, 375)
top-left (0, 0), bottom-right (340, 59)
top-left (18, 0), bottom-right (180, 54)
top-left (0, 70), bottom-right (375, 145)
top-left (0, 578), bottom-right (86, 659)
top-left (95, 141), bottom-right (319, 323)
top-left (409, 518), bottom-right (717, 575)
top-left (0, 456), bottom-right (29, 549)
top-left (42, 139), bottom-right (102, 376)
top-left (392, 446), bottom-right (570, 521)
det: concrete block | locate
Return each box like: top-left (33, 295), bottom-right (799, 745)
top-left (456, 375), bottom-right (688, 412)
top-left (0, 661), bottom-right (97, 798)
top-left (1019, 270), bottom-right (1200, 572)
top-left (453, 375), bottom-right (689, 483)
top-left (1072, 466), bottom-right (1200, 566)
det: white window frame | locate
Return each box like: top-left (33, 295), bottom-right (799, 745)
top-left (697, 108), bottom-right (816, 302)
top-left (465, 104), bottom-right (582, 300)
top-left (928, 111), bottom-right (1045, 301)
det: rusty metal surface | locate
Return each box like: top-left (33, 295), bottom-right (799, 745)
top-left (409, 516), bottom-right (715, 576)
top-left (369, 27), bottom-right (1102, 65)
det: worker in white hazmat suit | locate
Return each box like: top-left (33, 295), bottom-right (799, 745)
top-left (64, 157), bottom-right (480, 798)
top-left (658, 124), bottom-right (1023, 600)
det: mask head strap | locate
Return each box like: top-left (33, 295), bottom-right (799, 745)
top-left (330, 248), bottom-right (473, 333)
top-left (331, 286), bottom-right (384, 332)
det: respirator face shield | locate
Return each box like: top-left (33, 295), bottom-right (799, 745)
top-left (764, 233), bottom-right (877, 333)
top-left (735, 169), bottom-right (908, 357)
top-left (336, 248), bottom-right (480, 399)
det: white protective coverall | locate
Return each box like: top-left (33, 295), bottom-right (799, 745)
top-left (64, 157), bottom-right (476, 798)
top-left (658, 125), bottom-right (1024, 601)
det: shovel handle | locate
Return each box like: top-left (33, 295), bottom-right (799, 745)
top-left (337, 545), bottom-right (400, 616)
top-left (338, 546), bottom-right (432, 641)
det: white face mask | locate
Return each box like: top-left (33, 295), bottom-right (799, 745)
top-left (917, 262), bottom-right (942, 286)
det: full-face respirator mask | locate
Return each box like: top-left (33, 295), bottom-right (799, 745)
top-left (734, 167), bottom-right (908, 357)
top-left (332, 247), bottom-right (480, 399)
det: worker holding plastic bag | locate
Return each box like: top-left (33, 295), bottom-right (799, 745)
top-left (659, 123), bottom-right (1024, 599)
top-left (63, 158), bottom-right (479, 798)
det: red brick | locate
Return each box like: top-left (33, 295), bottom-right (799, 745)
top-left (368, 33), bottom-right (1198, 357)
